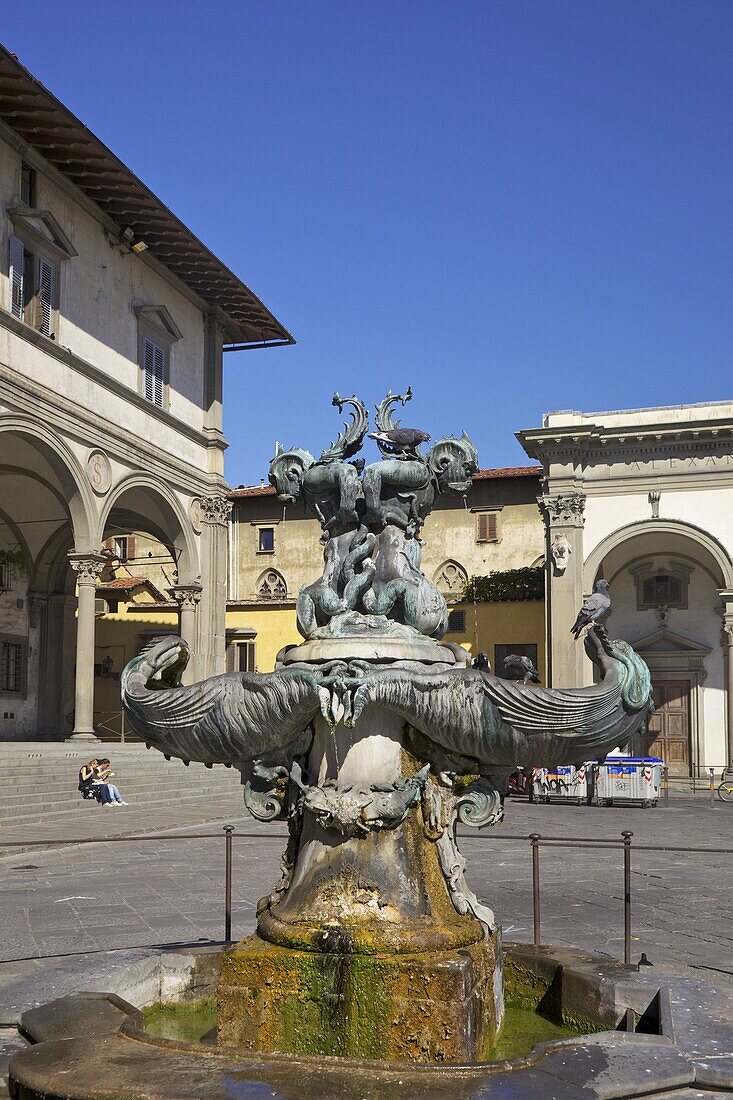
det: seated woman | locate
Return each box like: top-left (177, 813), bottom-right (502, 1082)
top-left (93, 758), bottom-right (129, 806)
top-left (78, 759), bottom-right (102, 802)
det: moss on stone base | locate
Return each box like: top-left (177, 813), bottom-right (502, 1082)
top-left (218, 932), bottom-right (501, 1063)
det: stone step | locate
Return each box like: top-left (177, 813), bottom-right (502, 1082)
top-left (0, 766), bottom-right (241, 787)
top-left (0, 776), bottom-right (242, 800)
top-left (0, 793), bottom-right (245, 831)
top-left (0, 787), bottom-right (243, 818)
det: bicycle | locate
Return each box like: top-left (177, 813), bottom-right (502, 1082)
top-left (718, 779), bottom-right (733, 803)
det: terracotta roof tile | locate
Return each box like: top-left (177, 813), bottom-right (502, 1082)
top-left (228, 465), bottom-right (541, 499)
top-left (0, 46), bottom-right (292, 348)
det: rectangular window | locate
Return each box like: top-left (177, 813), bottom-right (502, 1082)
top-left (0, 561), bottom-right (11, 592)
top-left (494, 643), bottom-right (538, 680)
top-left (258, 527), bottom-right (275, 553)
top-left (20, 162), bottom-right (37, 207)
top-left (447, 610), bottom-right (466, 632)
top-left (0, 636), bottom-right (26, 694)
top-left (142, 336), bottom-right (167, 408)
top-left (476, 512), bottom-right (500, 543)
top-left (8, 234), bottom-right (57, 337)
top-left (226, 639), bottom-right (256, 673)
top-left (114, 536), bottom-right (129, 562)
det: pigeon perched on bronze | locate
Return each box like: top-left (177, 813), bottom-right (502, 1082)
top-left (503, 654), bottom-right (541, 684)
top-left (369, 427), bottom-right (431, 455)
top-left (571, 580), bottom-right (611, 639)
top-left (472, 651), bottom-right (490, 672)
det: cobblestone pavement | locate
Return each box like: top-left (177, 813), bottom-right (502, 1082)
top-left (0, 791), bottom-right (730, 988)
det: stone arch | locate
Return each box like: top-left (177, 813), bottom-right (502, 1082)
top-left (256, 568), bottom-right (287, 600)
top-left (433, 559), bottom-right (468, 596)
top-left (584, 519), bottom-right (733, 592)
top-left (98, 474), bottom-right (199, 585)
top-left (0, 415), bottom-right (95, 548)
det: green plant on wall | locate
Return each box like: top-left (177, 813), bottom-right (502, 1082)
top-left (463, 567), bottom-right (544, 603)
top-left (0, 548), bottom-right (27, 575)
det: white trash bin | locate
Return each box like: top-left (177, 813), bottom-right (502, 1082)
top-left (592, 756), bottom-right (663, 807)
top-left (532, 765), bottom-right (589, 805)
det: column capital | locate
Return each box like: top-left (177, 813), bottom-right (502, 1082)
top-left (169, 582), bottom-right (203, 610)
top-left (204, 307), bottom-right (229, 341)
top-left (67, 551), bottom-right (106, 584)
top-left (538, 491), bottom-right (586, 528)
top-left (200, 493), bottom-right (233, 526)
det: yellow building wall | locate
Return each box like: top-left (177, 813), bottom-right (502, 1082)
top-left (444, 600), bottom-right (546, 681)
top-left (226, 606), bottom-right (301, 673)
top-left (226, 599), bottom-right (545, 679)
top-left (93, 609), bottom-right (178, 736)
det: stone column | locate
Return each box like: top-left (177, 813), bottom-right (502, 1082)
top-left (197, 492), bottom-right (231, 680)
top-left (539, 492), bottom-right (586, 688)
top-left (169, 582), bottom-right (203, 684)
top-left (721, 600), bottom-right (733, 770)
top-left (67, 552), bottom-right (106, 742)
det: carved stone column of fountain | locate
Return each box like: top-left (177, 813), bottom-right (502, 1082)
top-left (219, 686), bottom-right (503, 1062)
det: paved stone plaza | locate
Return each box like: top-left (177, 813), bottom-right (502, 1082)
top-left (0, 790), bottom-right (730, 999)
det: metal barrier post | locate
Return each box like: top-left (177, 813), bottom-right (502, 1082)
top-left (224, 825), bottom-right (234, 942)
top-left (709, 768), bottom-right (715, 808)
top-left (622, 830), bottom-right (633, 964)
top-left (662, 766), bottom-right (669, 808)
top-left (121, 710), bottom-right (125, 745)
top-left (529, 833), bottom-right (541, 947)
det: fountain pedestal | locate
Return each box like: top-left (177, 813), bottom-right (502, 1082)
top-left (218, 704), bottom-right (503, 1062)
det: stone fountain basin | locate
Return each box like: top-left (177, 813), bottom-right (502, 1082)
top-left (9, 944), bottom-right (733, 1099)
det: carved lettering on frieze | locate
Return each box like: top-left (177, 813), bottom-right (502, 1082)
top-left (587, 450), bottom-right (733, 479)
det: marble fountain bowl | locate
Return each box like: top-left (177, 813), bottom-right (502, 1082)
top-left (9, 942), bottom-right (733, 1100)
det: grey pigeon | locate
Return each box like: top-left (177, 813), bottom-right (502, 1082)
top-left (571, 580), bottom-right (611, 639)
top-left (369, 428), bottom-right (431, 454)
top-left (472, 651), bottom-right (490, 672)
top-left (503, 654), bottom-right (541, 684)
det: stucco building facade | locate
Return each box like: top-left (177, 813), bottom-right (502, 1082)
top-left (0, 47), bottom-right (291, 741)
top-left (519, 401), bottom-right (733, 775)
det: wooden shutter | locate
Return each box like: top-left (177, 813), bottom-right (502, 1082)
top-left (126, 536), bottom-right (136, 561)
top-left (226, 644), bottom-right (235, 673)
top-left (37, 257), bottom-right (55, 336)
top-left (9, 235), bottom-right (24, 319)
top-left (143, 337), bottom-right (165, 407)
top-left (476, 512), bottom-right (498, 542)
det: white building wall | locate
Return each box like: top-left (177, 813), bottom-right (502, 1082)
top-left (0, 133), bottom-right (208, 465)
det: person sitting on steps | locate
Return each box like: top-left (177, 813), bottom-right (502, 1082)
top-left (94, 758), bottom-right (129, 806)
top-left (78, 759), bottom-right (102, 802)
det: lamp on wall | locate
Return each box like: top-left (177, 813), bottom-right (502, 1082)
top-left (100, 655), bottom-right (114, 678)
top-left (104, 226), bottom-right (148, 255)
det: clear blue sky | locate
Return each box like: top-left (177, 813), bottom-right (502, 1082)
top-left (6, 3), bottom-right (733, 482)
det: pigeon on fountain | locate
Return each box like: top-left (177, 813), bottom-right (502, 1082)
top-left (571, 580), bottom-right (611, 639)
top-left (472, 651), bottom-right (490, 672)
top-left (503, 654), bottom-right (541, 684)
top-left (369, 427), bottom-right (431, 455)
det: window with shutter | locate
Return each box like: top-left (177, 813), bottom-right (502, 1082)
top-left (476, 512), bottom-right (499, 542)
top-left (226, 640), bottom-right (256, 673)
top-left (142, 336), bottom-right (167, 407)
top-left (8, 235), bottom-right (24, 319)
top-left (37, 257), bottom-right (55, 337)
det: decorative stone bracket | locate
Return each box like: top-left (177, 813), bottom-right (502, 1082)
top-left (200, 493), bottom-right (232, 526)
top-left (539, 492), bottom-right (586, 527)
